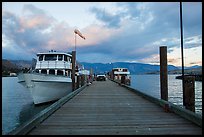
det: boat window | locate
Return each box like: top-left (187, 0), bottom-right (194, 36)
top-left (65, 69), bottom-right (69, 76)
top-left (39, 55), bottom-right (43, 61)
top-left (41, 69), bottom-right (47, 74)
top-left (68, 71), bottom-right (71, 77)
top-left (64, 55), bottom-right (68, 61)
top-left (49, 69), bottom-right (55, 75)
top-left (53, 55), bottom-right (57, 60)
top-left (45, 54), bottom-right (57, 61)
top-left (57, 70), bottom-right (63, 75)
top-left (58, 55), bottom-right (63, 61)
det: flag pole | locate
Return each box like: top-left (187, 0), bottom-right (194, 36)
top-left (75, 33), bottom-right (76, 51)
top-left (73, 29), bottom-right (85, 81)
top-left (180, 2), bottom-right (185, 106)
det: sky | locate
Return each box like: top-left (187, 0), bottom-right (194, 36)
top-left (2, 2), bottom-right (202, 67)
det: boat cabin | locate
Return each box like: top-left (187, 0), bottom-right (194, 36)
top-left (34, 51), bottom-right (72, 77)
top-left (111, 68), bottom-right (130, 80)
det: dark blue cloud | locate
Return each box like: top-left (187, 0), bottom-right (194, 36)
top-left (116, 2), bottom-right (148, 20)
top-left (79, 2), bottom-right (202, 63)
top-left (182, 2), bottom-right (202, 36)
top-left (89, 7), bottom-right (125, 28)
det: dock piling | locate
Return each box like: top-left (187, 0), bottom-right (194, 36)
top-left (160, 46), bottom-right (168, 101)
top-left (121, 75), bottom-right (125, 84)
top-left (76, 75), bottom-right (80, 89)
top-left (81, 75), bottom-right (85, 86)
top-left (72, 51), bottom-right (76, 91)
top-left (184, 76), bottom-right (195, 112)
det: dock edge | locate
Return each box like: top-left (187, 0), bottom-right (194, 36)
top-left (7, 84), bottom-right (88, 135)
top-left (111, 79), bottom-right (202, 127)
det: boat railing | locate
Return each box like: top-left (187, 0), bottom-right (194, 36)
top-left (36, 61), bottom-right (72, 69)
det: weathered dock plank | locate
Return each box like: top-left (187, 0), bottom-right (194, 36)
top-left (28, 80), bottom-right (202, 135)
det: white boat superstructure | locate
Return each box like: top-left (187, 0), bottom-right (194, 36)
top-left (111, 68), bottom-right (131, 85)
top-left (18, 51), bottom-right (74, 104)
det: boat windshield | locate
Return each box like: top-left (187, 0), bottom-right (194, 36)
top-left (38, 55), bottom-right (43, 61)
top-left (37, 53), bottom-right (71, 62)
top-left (58, 54), bottom-right (63, 61)
top-left (44, 54), bottom-right (57, 61)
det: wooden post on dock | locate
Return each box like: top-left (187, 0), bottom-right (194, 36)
top-left (184, 76), bottom-right (195, 112)
top-left (72, 51), bottom-right (76, 91)
top-left (76, 75), bottom-right (80, 89)
top-left (79, 75), bottom-right (82, 87)
top-left (160, 46), bottom-right (168, 101)
top-left (90, 68), bottom-right (93, 83)
top-left (80, 75), bottom-right (82, 87)
top-left (111, 70), bottom-right (113, 80)
top-left (81, 75), bottom-right (85, 86)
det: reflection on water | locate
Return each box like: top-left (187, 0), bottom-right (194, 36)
top-left (2, 77), bottom-right (53, 135)
top-left (130, 74), bottom-right (202, 115)
top-left (19, 102), bottom-right (52, 124)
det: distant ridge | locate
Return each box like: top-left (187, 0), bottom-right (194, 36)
top-left (2, 59), bottom-right (22, 76)
top-left (2, 59), bottom-right (202, 75)
top-left (80, 62), bottom-right (179, 74)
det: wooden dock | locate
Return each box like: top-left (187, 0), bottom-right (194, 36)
top-left (22, 79), bottom-right (201, 135)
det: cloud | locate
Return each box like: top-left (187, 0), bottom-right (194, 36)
top-left (136, 54), bottom-right (160, 65)
top-left (168, 57), bottom-right (181, 65)
top-left (89, 7), bottom-right (124, 28)
top-left (182, 2), bottom-right (202, 36)
top-left (78, 2), bottom-right (202, 64)
top-left (2, 4), bottom-right (124, 60)
top-left (2, 5), bottom-right (55, 55)
top-left (80, 24), bottom-right (122, 46)
top-left (23, 4), bottom-right (46, 15)
top-left (2, 2), bottom-right (202, 67)
top-left (150, 35), bottom-right (202, 52)
top-left (184, 35), bottom-right (202, 49)
top-left (189, 61), bottom-right (202, 65)
top-left (89, 2), bottom-right (154, 30)
top-left (20, 4), bottom-right (56, 31)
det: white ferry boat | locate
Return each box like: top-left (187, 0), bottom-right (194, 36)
top-left (17, 50), bottom-right (74, 104)
top-left (111, 68), bottom-right (131, 85)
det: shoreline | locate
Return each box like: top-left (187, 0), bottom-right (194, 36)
top-left (175, 74), bottom-right (202, 81)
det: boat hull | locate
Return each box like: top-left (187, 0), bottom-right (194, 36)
top-left (18, 73), bottom-right (72, 104)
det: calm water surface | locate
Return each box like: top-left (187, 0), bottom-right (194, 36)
top-left (2, 77), bottom-right (52, 135)
top-left (130, 74), bottom-right (202, 115)
top-left (2, 75), bottom-right (202, 134)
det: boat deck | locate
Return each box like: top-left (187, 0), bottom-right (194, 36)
top-left (27, 79), bottom-right (202, 135)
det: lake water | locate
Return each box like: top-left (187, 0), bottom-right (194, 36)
top-left (130, 74), bottom-right (202, 115)
top-left (2, 75), bottom-right (202, 134)
top-left (2, 77), bottom-right (53, 135)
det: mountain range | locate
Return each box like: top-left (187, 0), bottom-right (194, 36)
top-left (81, 62), bottom-right (179, 74)
top-left (2, 59), bottom-right (202, 75)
